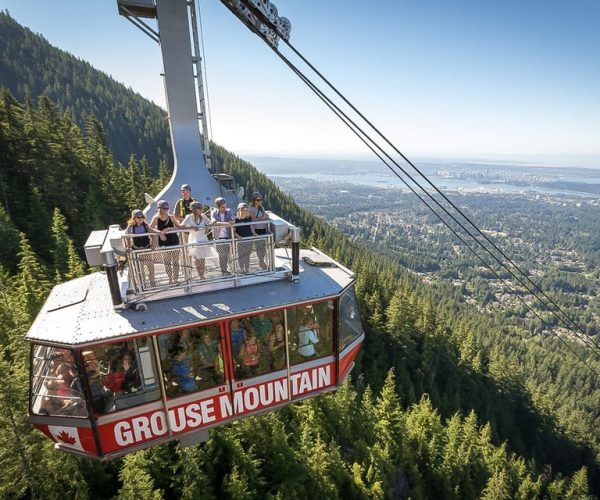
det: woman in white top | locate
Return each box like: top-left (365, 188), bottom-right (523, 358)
top-left (181, 201), bottom-right (212, 279)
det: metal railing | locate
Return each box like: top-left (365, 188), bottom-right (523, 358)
top-left (123, 223), bottom-right (275, 293)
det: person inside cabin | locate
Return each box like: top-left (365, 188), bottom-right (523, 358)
top-left (250, 313), bottom-right (272, 344)
top-left (125, 209), bottom-right (164, 288)
top-left (181, 201), bottom-right (212, 279)
top-left (238, 331), bottom-right (261, 377)
top-left (211, 197), bottom-right (235, 275)
top-left (43, 370), bottom-right (75, 415)
top-left (41, 356), bottom-right (84, 416)
top-left (297, 310), bottom-right (320, 359)
top-left (83, 350), bottom-right (114, 414)
top-left (47, 350), bottom-right (75, 380)
top-left (103, 350), bottom-right (140, 395)
top-left (150, 200), bottom-right (182, 284)
top-left (174, 183), bottom-right (197, 222)
top-left (235, 202), bottom-right (257, 274)
top-left (169, 331), bottom-right (197, 394)
top-left (229, 319), bottom-right (249, 355)
top-left (121, 351), bottom-right (141, 393)
top-left (266, 322), bottom-right (286, 370)
top-left (249, 191), bottom-right (269, 270)
top-left (194, 328), bottom-right (224, 387)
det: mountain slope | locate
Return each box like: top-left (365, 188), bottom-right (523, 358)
top-left (0, 10), bottom-right (170, 169)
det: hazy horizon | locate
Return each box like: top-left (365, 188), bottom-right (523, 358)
top-left (4, 1), bottom-right (599, 159)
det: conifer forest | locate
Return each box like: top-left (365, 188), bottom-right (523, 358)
top-left (0, 10), bottom-right (599, 499)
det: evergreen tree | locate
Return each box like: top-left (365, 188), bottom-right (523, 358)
top-left (66, 239), bottom-right (86, 279)
top-left (125, 155), bottom-right (141, 210)
top-left (174, 446), bottom-right (214, 500)
top-left (15, 232), bottom-right (49, 321)
top-left (0, 205), bottom-right (19, 273)
top-left (480, 469), bottom-right (512, 500)
top-left (50, 207), bottom-right (70, 277)
top-left (118, 450), bottom-right (163, 500)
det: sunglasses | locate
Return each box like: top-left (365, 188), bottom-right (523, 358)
top-left (159, 206), bottom-right (169, 210)
top-left (135, 215), bottom-right (144, 219)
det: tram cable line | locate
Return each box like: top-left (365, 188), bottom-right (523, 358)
top-left (297, 64), bottom-right (600, 360)
top-left (225, 0), bottom-right (600, 361)
top-left (230, 0), bottom-right (600, 351)
top-left (282, 61), bottom-right (600, 377)
top-left (267, 48), bottom-right (600, 371)
top-left (236, 0), bottom-right (600, 354)
top-left (270, 27), bottom-right (600, 354)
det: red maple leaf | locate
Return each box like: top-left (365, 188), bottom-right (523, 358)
top-left (56, 430), bottom-right (77, 445)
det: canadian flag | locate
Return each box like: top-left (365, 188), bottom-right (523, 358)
top-left (48, 425), bottom-right (84, 451)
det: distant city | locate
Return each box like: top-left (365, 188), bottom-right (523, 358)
top-left (248, 156), bottom-right (600, 199)
top-left (255, 157), bottom-right (600, 341)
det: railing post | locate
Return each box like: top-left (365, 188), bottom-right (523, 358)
top-left (268, 233), bottom-right (274, 271)
top-left (291, 226), bottom-right (300, 281)
top-left (230, 232), bottom-right (237, 276)
top-left (102, 249), bottom-right (123, 308)
top-left (182, 237), bottom-right (191, 287)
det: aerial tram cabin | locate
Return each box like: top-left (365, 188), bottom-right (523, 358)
top-left (27, 235), bottom-right (363, 459)
top-left (25, 0), bottom-right (364, 459)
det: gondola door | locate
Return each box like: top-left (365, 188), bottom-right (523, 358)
top-left (286, 300), bottom-right (337, 401)
top-left (226, 311), bottom-right (290, 419)
top-left (158, 322), bottom-right (233, 438)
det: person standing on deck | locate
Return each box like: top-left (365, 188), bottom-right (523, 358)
top-left (174, 184), bottom-right (197, 222)
top-left (211, 197), bottom-right (235, 275)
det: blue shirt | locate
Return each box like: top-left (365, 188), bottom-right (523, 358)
top-left (211, 208), bottom-right (234, 239)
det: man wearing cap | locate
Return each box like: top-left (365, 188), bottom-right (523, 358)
top-left (211, 197), bottom-right (235, 275)
top-left (174, 184), bottom-right (197, 222)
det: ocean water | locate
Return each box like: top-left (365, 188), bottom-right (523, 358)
top-left (268, 172), bottom-right (600, 198)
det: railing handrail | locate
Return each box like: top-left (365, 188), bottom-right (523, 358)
top-left (122, 219), bottom-right (271, 241)
top-left (124, 233), bottom-right (271, 253)
top-left (123, 229), bottom-right (276, 295)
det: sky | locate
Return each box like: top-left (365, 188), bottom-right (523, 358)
top-left (3, 0), bottom-right (599, 164)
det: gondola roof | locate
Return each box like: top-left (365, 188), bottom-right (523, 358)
top-left (27, 248), bottom-right (354, 346)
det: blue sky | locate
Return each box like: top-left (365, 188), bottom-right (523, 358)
top-left (3, 0), bottom-right (599, 164)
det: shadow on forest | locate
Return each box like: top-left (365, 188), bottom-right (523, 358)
top-left (356, 329), bottom-right (600, 494)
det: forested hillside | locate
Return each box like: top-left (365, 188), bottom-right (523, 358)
top-left (1, 13), bottom-right (599, 500)
top-left (0, 10), bottom-right (170, 169)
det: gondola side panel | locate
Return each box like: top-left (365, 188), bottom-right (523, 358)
top-left (339, 336), bottom-right (363, 382)
top-left (35, 423), bottom-right (98, 455)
